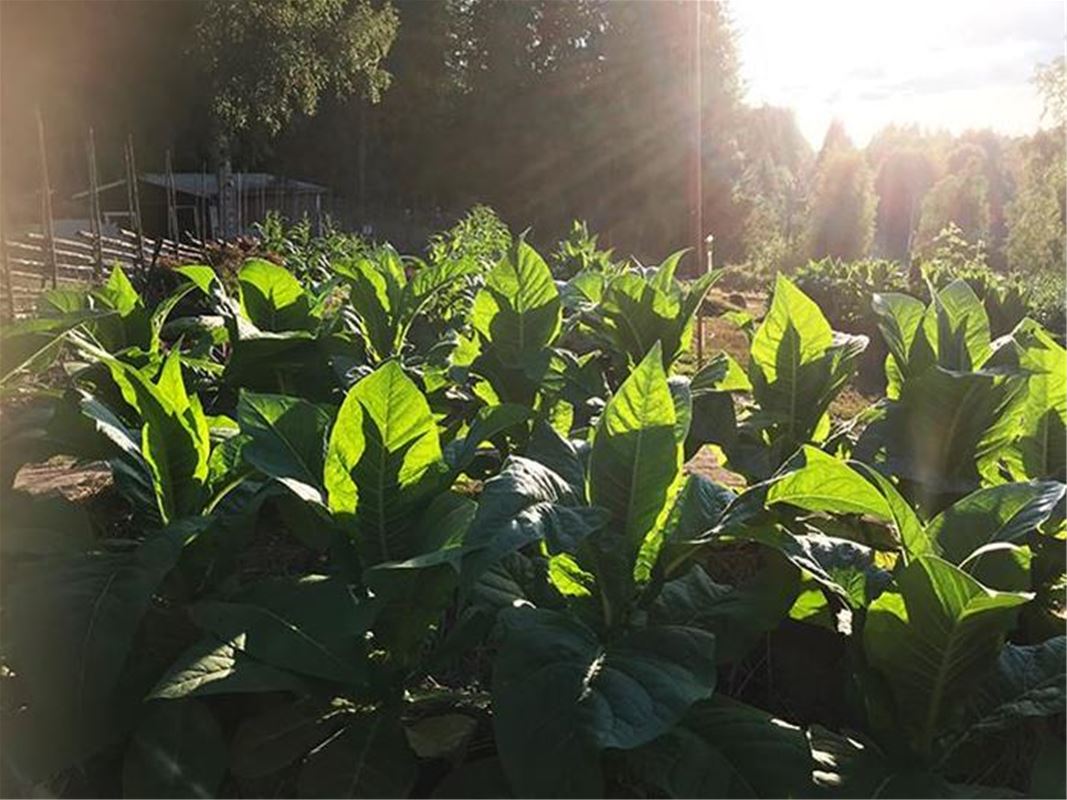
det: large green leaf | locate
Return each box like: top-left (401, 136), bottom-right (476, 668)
top-left (751, 274), bottom-right (833, 384)
top-left (660, 473), bottom-right (736, 544)
top-left (729, 524), bottom-right (885, 610)
top-left (765, 446), bottom-right (930, 559)
top-left (122, 700), bottom-right (227, 799)
top-left (871, 366), bottom-right (1028, 512)
top-left (231, 697), bottom-right (353, 780)
top-left (929, 279), bottom-right (992, 372)
top-left (524, 420), bottom-right (589, 495)
top-left (590, 272), bottom-right (670, 366)
top-left (629, 696), bottom-right (816, 798)
top-left (149, 270), bottom-right (213, 354)
top-left (462, 456), bottom-right (609, 584)
top-left (221, 325), bottom-right (348, 402)
top-left (492, 606), bottom-right (716, 797)
top-left (690, 351), bottom-right (753, 394)
top-left (471, 240), bottom-right (561, 363)
top-left (339, 250), bottom-right (475, 361)
top-left (363, 547), bottom-right (466, 665)
top-left (926, 482), bottom-right (1066, 567)
top-left (238, 258), bottom-right (317, 332)
top-left (0, 309), bottom-right (115, 390)
top-left (77, 389), bottom-right (160, 521)
top-left (767, 446), bottom-right (895, 517)
top-left (400, 258), bottom-right (478, 344)
top-left (238, 390), bottom-right (331, 505)
top-left (4, 520), bottom-right (204, 776)
top-left (586, 343), bottom-right (681, 611)
top-left (744, 276), bottom-right (866, 464)
top-left (873, 290), bottom-right (930, 399)
top-left (74, 340), bottom-right (211, 521)
top-left (324, 361), bottom-right (447, 564)
top-left (962, 636), bottom-right (1066, 738)
top-left (650, 558), bottom-right (799, 664)
top-left (296, 707), bottom-right (417, 798)
top-left (96, 263), bottom-right (142, 314)
top-left (588, 265), bottom-right (718, 368)
top-left (150, 635), bottom-right (307, 699)
top-left (443, 403), bottom-right (531, 476)
top-left (189, 575), bottom-right (370, 686)
top-left (336, 254), bottom-right (401, 359)
top-left (995, 319), bottom-right (1067, 480)
top-left (863, 555), bottom-right (1032, 755)
top-left (90, 264), bottom-right (152, 351)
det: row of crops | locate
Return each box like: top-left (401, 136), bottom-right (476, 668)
top-left (0, 235), bottom-right (1063, 798)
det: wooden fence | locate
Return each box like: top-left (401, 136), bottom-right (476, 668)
top-left (0, 227), bottom-right (206, 320)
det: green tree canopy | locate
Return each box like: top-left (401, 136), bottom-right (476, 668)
top-left (806, 143), bottom-right (876, 261)
top-left (194, 0), bottom-right (399, 142)
top-left (873, 147), bottom-right (935, 261)
top-left (916, 145), bottom-right (992, 256)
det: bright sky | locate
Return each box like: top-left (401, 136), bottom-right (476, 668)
top-left (730, 0), bottom-right (1065, 146)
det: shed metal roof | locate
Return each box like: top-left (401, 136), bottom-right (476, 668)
top-left (72, 172), bottom-right (328, 200)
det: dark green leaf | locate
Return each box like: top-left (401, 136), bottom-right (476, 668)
top-left (231, 697), bottom-right (352, 779)
top-left (4, 519), bottom-right (203, 774)
top-left (122, 700), bottom-right (227, 799)
top-left (927, 482), bottom-right (1066, 566)
top-left (190, 575), bottom-right (370, 686)
top-left (631, 696), bottom-right (816, 798)
top-left (150, 635), bottom-right (307, 699)
top-left (492, 606), bottom-right (716, 797)
top-left (296, 708), bottom-right (417, 798)
top-left (463, 456), bottom-right (608, 583)
top-left (963, 637), bottom-right (1066, 737)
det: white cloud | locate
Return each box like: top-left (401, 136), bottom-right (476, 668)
top-left (728, 0), bottom-right (1064, 145)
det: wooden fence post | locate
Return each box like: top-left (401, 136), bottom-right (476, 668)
top-left (124, 134), bottom-right (145, 270)
top-left (0, 203), bottom-right (15, 319)
top-left (87, 127), bottom-right (104, 278)
top-left (199, 163), bottom-right (208, 241)
top-left (36, 108), bottom-right (58, 289)
top-left (165, 148), bottom-right (179, 255)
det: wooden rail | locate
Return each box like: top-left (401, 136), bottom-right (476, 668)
top-left (0, 228), bottom-right (208, 319)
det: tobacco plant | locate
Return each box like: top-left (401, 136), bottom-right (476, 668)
top-left (0, 220), bottom-right (1062, 800)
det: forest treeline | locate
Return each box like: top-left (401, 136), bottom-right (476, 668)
top-left (1, 0), bottom-right (1063, 276)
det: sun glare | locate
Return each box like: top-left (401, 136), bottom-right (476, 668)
top-left (732, 0), bottom-right (1064, 145)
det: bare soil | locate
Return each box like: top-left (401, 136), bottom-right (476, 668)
top-left (13, 456), bottom-right (113, 501)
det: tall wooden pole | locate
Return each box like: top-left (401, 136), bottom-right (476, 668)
top-left (358, 102), bottom-right (367, 225)
top-left (36, 108), bottom-right (58, 289)
top-left (689, 0), bottom-right (705, 365)
top-left (165, 148), bottom-right (179, 254)
top-left (0, 201), bottom-right (15, 319)
top-left (125, 135), bottom-right (145, 270)
top-left (199, 162), bottom-right (208, 241)
top-left (87, 127), bottom-right (104, 278)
